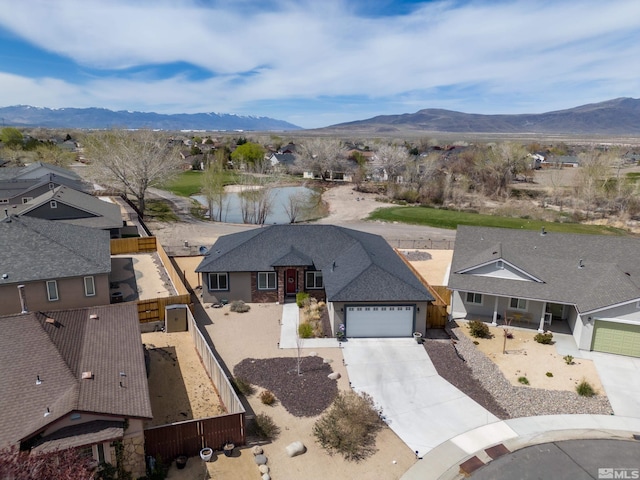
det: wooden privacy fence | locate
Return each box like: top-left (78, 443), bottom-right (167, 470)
top-left (110, 237), bottom-right (191, 323)
top-left (144, 309), bottom-right (245, 461)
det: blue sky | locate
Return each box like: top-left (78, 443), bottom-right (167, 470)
top-left (0, 0), bottom-right (639, 129)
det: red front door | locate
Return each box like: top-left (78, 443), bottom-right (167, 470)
top-left (286, 269), bottom-right (297, 294)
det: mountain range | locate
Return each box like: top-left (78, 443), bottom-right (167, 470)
top-left (0, 105), bottom-right (302, 131)
top-left (326, 97), bottom-right (640, 135)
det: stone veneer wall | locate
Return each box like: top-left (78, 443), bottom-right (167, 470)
top-left (250, 272), bottom-right (279, 303)
top-left (121, 433), bottom-right (146, 479)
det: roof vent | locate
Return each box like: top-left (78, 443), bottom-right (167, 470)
top-left (578, 259), bottom-right (585, 269)
top-left (89, 314), bottom-right (98, 320)
top-left (540, 227), bottom-right (547, 236)
top-left (1, 273), bottom-right (7, 279)
top-left (36, 375), bottom-right (42, 385)
top-left (44, 407), bottom-right (51, 418)
top-left (81, 371), bottom-right (93, 380)
top-left (45, 317), bottom-right (57, 325)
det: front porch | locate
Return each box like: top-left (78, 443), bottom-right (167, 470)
top-left (458, 313), bottom-right (572, 335)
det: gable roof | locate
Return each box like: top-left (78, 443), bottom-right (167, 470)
top-left (449, 226), bottom-right (640, 313)
top-left (270, 152), bottom-right (296, 166)
top-left (0, 215), bottom-right (111, 285)
top-left (0, 303), bottom-right (152, 448)
top-left (0, 174), bottom-right (88, 201)
top-left (8, 186), bottom-right (123, 229)
top-left (0, 161), bottom-right (81, 181)
top-left (197, 224), bottom-right (432, 302)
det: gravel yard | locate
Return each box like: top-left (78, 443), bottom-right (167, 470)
top-left (234, 356), bottom-right (339, 417)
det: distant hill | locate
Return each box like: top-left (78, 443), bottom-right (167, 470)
top-left (325, 98), bottom-right (640, 135)
top-left (0, 105), bottom-right (302, 131)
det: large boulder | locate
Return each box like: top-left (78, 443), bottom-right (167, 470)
top-left (285, 441), bottom-right (306, 457)
top-left (328, 372), bottom-right (341, 380)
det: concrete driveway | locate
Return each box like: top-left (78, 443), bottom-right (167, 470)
top-left (591, 352), bottom-right (640, 418)
top-left (342, 338), bottom-right (499, 458)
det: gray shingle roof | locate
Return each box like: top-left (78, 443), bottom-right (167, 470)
top-left (197, 224), bottom-right (432, 302)
top-left (449, 226), bottom-right (640, 313)
top-left (0, 174), bottom-right (89, 201)
top-left (0, 303), bottom-right (152, 447)
top-left (8, 186), bottom-right (123, 229)
top-left (0, 162), bottom-right (81, 181)
top-left (0, 215), bottom-right (111, 285)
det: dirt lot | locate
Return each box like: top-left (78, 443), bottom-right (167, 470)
top-left (457, 324), bottom-right (604, 393)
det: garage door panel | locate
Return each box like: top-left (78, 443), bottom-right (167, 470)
top-left (346, 305), bottom-right (414, 338)
top-left (592, 321), bottom-right (640, 357)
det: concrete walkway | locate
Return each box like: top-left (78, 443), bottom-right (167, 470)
top-left (279, 302), bottom-right (338, 349)
top-left (402, 415), bottom-right (640, 480)
top-left (342, 338), bottom-right (499, 458)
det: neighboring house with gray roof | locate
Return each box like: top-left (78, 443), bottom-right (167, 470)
top-left (0, 303), bottom-right (152, 477)
top-left (448, 226), bottom-right (640, 357)
top-left (0, 215), bottom-right (112, 315)
top-left (7, 185), bottom-right (123, 233)
top-left (0, 173), bottom-right (89, 206)
top-left (0, 161), bottom-right (82, 182)
top-left (196, 224), bottom-right (433, 337)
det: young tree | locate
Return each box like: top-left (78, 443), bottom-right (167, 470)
top-left (230, 142), bottom-right (266, 172)
top-left (201, 159), bottom-right (227, 221)
top-left (82, 129), bottom-right (181, 215)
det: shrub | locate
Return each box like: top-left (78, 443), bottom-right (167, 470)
top-left (468, 320), bottom-right (490, 339)
top-left (252, 413), bottom-right (280, 440)
top-left (534, 332), bottom-right (553, 344)
top-left (296, 292), bottom-right (310, 308)
top-left (313, 391), bottom-right (383, 462)
top-left (518, 376), bottom-right (529, 385)
top-left (232, 377), bottom-right (255, 396)
top-left (563, 355), bottom-right (574, 365)
top-left (298, 322), bottom-right (314, 339)
top-left (546, 372), bottom-right (554, 377)
top-left (229, 300), bottom-right (251, 313)
top-left (576, 380), bottom-right (595, 397)
top-left (259, 390), bottom-right (276, 406)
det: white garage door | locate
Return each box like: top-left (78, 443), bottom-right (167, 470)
top-left (346, 305), bottom-right (414, 338)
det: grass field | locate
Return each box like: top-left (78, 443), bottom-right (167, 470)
top-left (162, 170), bottom-right (240, 197)
top-left (367, 205), bottom-right (628, 235)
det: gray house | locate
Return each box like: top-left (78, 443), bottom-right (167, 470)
top-left (0, 161), bottom-right (82, 182)
top-left (0, 173), bottom-right (89, 206)
top-left (0, 215), bottom-right (112, 315)
top-left (196, 224), bottom-right (433, 337)
top-left (0, 303), bottom-right (152, 477)
top-left (448, 226), bottom-right (640, 357)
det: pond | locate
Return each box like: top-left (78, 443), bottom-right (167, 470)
top-left (192, 185), bottom-right (321, 224)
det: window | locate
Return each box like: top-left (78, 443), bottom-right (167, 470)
top-left (510, 298), bottom-right (527, 310)
top-left (496, 260), bottom-right (504, 269)
top-left (22, 197), bottom-right (33, 204)
top-left (208, 273), bottom-right (228, 291)
top-left (0, 199), bottom-right (7, 204)
top-left (50, 200), bottom-right (57, 209)
top-left (305, 271), bottom-right (323, 289)
top-left (46, 280), bottom-right (59, 301)
top-left (466, 292), bottom-right (482, 304)
top-left (257, 272), bottom-right (276, 290)
top-left (84, 276), bottom-right (96, 296)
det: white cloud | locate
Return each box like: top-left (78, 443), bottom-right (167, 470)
top-left (0, 0), bottom-right (639, 127)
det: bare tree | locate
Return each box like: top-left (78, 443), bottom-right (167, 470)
top-left (201, 157), bottom-right (227, 221)
top-left (283, 190), bottom-right (308, 223)
top-left (296, 138), bottom-right (347, 180)
top-left (374, 144), bottom-right (410, 193)
top-left (82, 129), bottom-right (181, 214)
top-left (238, 176), bottom-right (273, 224)
top-left (476, 143), bottom-right (529, 198)
top-left (576, 148), bottom-right (613, 218)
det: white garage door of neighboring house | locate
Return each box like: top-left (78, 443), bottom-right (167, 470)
top-left (346, 305), bottom-right (414, 338)
top-left (591, 320), bottom-right (640, 358)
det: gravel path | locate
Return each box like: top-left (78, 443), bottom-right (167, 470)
top-left (448, 325), bottom-right (613, 418)
top-left (234, 356), bottom-right (338, 417)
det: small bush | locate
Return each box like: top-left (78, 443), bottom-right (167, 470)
top-left (576, 380), bottom-right (595, 397)
top-left (298, 322), bottom-right (314, 338)
top-left (296, 292), bottom-right (310, 308)
top-left (252, 413), bottom-right (280, 440)
top-left (546, 372), bottom-right (554, 377)
top-left (232, 377), bottom-right (255, 396)
top-left (259, 390), bottom-right (276, 405)
top-left (473, 340), bottom-right (479, 345)
top-left (313, 391), bottom-right (383, 462)
top-left (563, 355), bottom-right (574, 365)
top-left (229, 300), bottom-right (251, 313)
top-left (534, 332), bottom-right (554, 344)
top-left (468, 320), bottom-right (490, 339)
top-left (518, 376), bottom-right (529, 385)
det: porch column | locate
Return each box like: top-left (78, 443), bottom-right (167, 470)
top-left (492, 297), bottom-right (499, 325)
top-left (538, 302), bottom-right (547, 332)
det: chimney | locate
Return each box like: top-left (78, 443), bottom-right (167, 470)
top-left (17, 285), bottom-right (27, 313)
top-left (578, 259), bottom-right (585, 269)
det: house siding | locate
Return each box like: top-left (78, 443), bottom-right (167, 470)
top-left (0, 274), bottom-right (110, 315)
top-left (201, 272), bottom-right (251, 304)
top-left (25, 202), bottom-right (92, 220)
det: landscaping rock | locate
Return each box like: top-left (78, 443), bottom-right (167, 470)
top-left (285, 441), bottom-right (306, 457)
top-left (328, 372), bottom-right (341, 380)
top-left (259, 465), bottom-right (269, 474)
top-left (262, 474), bottom-right (271, 480)
top-left (323, 358), bottom-right (333, 364)
top-left (254, 454), bottom-right (268, 465)
top-left (251, 446), bottom-right (263, 456)
top-left (308, 351), bottom-right (317, 357)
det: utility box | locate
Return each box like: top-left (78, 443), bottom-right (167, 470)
top-left (165, 304), bottom-right (188, 333)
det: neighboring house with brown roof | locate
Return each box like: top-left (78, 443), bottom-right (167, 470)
top-left (7, 185), bottom-right (123, 234)
top-left (0, 215), bottom-right (112, 315)
top-left (0, 303), bottom-right (152, 477)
